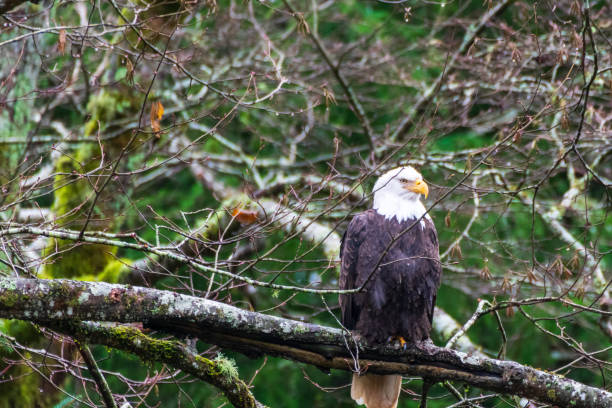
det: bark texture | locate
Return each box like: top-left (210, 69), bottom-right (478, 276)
top-left (0, 277), bottom-right (610, 408)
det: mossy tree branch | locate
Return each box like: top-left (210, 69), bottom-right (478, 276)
top-left (53, 322), bottom-right (266, 408)
top-left (0, 277), bottom-right (610, 408)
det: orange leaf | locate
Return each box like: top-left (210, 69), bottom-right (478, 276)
top-left (150, 101), bottom-right (164, 134)
top-left (155, 101), bottom-right (164, 119)
top-left (58, 29), bottom-right (66, 55)
top-left (232, 208), bottom-right (259, 225)
top-left (444, 212), bottom-right (451, 227)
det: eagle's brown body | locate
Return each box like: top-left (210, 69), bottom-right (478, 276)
top-left (339, 209), bottom-right (441, 408)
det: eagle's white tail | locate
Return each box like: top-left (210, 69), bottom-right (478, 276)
top-left (351, 373), bottom-right (402, 408)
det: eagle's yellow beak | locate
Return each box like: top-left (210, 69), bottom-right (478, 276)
top-left (406, 179), bottom-right (429, 198)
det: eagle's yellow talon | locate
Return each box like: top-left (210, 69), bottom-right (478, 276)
top-left (387, 336), bottom-right (408, 350)
top-left (398, 337), bottom-right (407, 349)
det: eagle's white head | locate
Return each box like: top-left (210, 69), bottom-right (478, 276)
top-left (372, 166), bottom-right (430, 223)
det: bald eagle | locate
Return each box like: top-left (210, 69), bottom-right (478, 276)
top-left (339, 166), bottom-right (442, 408)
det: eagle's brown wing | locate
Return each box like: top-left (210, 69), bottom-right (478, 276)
top-left (339, 211), bottom-right (371, 329)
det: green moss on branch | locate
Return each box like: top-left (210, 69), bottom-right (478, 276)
top-left (0, 277), bottom-right (610, 408)
top-left (55, 322), bottom-right (265, 408)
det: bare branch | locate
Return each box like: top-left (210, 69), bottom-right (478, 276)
top-left (75, 341), bottom-right (118, 408)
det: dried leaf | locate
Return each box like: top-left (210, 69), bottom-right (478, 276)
top-left (205, 0), bottom-right (217, 14)
top-left (444, 212), bottom-right (451, 227)
top-left (551, 254), bottom-right (575, 279)
top-left (150, 101), bottom-right (164, 135)
top-left (526, 269), bottom-right (537, 284)
top-left (480, 263), bottom-right (491, 280)
top-left (450, 243), bottom-right (463, 260)
top-left (561, 110), bottom-right (570, 130)
top-left (501, 276), bottom-right (512, 292)
top-left (58, 29), bottom-right (67, 55)
top-left (232, 207), bottom-right (259, 225)
top-left (550, 255), bottom-right (563, 276)
top-left (125, 58), bottom-right (134, 85)
top-left (295, 12), bottom-right (310, 35)
top-left (569, 250), bottom-right (580, 270)
top-left (570, 0), bottom-right (581, 16)
top-left (155, 101), bottom-right (164, 120)
top-left (322, 84), bottom-right (336, 107)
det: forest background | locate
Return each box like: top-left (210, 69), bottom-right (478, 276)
top-left (0, 0), bottom-right (611, 407)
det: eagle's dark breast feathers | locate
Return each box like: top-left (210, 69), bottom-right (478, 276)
top-left (339, 209), bottom-right (442, 344)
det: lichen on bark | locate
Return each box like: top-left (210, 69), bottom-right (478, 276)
top-left (54, 321), bottom-right (265, 408)
top-left (1, 277), bottom-right (610, 408)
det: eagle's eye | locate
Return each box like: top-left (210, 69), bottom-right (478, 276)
top-left (399, 178), bottom-right (409, 183)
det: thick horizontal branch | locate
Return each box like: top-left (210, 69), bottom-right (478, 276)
top-left (0, 277), bottom-right (610, 408)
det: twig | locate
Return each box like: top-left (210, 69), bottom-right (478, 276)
top-left (390, 0), bottom-right (515, 141)
top-left (445, 299), bottom-right (490, 350)
top-left (75, 341), bottom-right (118, 408)
top-left (62, 322), bottom-right (266, 408)
top-left (283, 0), bottom-right (375, 149)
